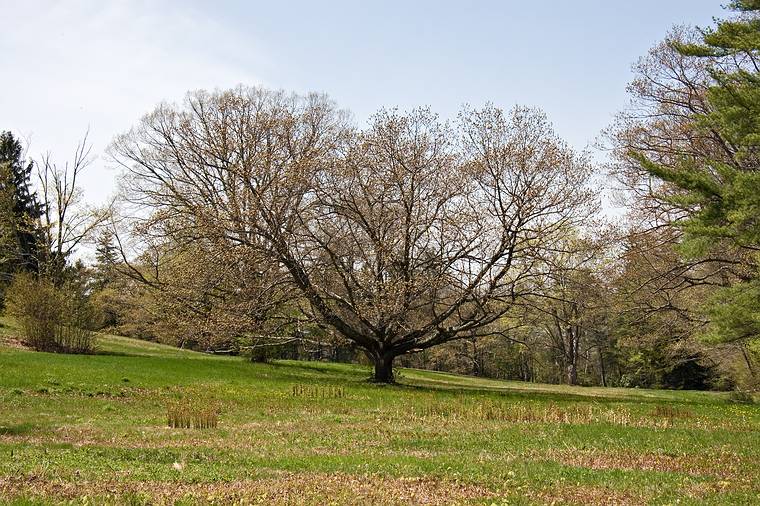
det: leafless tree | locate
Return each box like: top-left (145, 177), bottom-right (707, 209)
top-left (37, 131), bottom-right (111, 283)
top-left (112, 86), bottom-right (597, 382)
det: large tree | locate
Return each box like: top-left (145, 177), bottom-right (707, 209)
top-left (608, 2), bottom-right (760, 383)
top-left (667, 2), bottom-right (760, 351)
top-left (112, 87), bottom-right (596, 382)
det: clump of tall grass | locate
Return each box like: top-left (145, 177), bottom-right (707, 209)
top-left (166, 398), bottom-right (219, 429)
top-left (417, 400), bottom-right (600, 424)
top-left (408, 398), bottom-right (680, 429)
top-left (650, 405), bottom-right (695, 419)
top-left (291, 384), bottom-right (346, 398)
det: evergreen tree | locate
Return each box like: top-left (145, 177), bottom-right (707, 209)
top-left (634, 1), bottom-right (760, 346)
top-left (0, 162), bottom-right (21, 282)
top-left (0, 131), bottom-right (43, 273)
top-left (93, 228), bottom-right (119, 290)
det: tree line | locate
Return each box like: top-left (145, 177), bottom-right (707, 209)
top-left (2, 0), bottom-right (759, 389)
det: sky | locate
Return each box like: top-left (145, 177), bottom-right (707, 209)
top-left (1, 0), bottom-right (728, 208)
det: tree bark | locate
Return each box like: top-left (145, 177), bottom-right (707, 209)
top-left (741, 345), bottom-right (756, 378)
top-left (373, 353), bottom-right (396, 383)
top-left (566, 363), bottom-right (578, 385)
top-left (598, 346), bottom-right (607, 387)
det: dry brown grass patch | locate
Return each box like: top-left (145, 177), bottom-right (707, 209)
top-left (0, 472), bottom-right (496, 505)
top-left (538, 448), bottom-right (745, 480)
top-left (528, 484), bottom-right (645, 506)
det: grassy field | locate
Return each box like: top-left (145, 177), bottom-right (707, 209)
top-left (0, 322), bottom-right (758, 505)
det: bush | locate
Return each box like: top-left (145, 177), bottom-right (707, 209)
top-left (727, 390), bottom-right (755, 404)
top-left (4, 273), bottom-right (96, 353)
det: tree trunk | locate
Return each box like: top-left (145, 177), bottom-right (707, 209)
top-left (566, 363), bottom-right (578, 385)
top-left (598, 346), bottom-right (607, 387)
top-left (741, 345), bottom-right (756, 378)
top-left (373, 353), bottom-right (396, 383)
top-left (566, 325), bottom-right (579, 385)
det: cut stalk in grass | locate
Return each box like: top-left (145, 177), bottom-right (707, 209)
top-left (166, 398), bottom-right (219, 429)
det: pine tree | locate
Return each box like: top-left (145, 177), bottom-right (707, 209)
top-left (635, 1), bottom-right (760, 346)
top-left (93, 228), bottom-right (119, 290)
top-left (0, 131), bottom-right (43, 273)
top-left (0, 162), bottom-right (21, 282)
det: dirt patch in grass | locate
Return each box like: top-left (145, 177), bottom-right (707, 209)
top-left (538, 448), bottom-right (746, 480)
top-left (0, 472), bottom-right (497, 505)
top-left (527, 484), bottom-right (645, 506)
top-left (0, 333), bottom-right (29, 350)
top-left (684, 478), bottom-right (760, 500)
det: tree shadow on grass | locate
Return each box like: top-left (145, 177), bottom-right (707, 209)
top-left (268, 360), bottom-right (365, 377)
top-left (0, 422), bottom-right (37, 436)
top-left (92, 350), bottom-right (131, 357)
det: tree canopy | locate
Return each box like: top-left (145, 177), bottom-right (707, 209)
top-left (111, 88), bottom-right (597, 382)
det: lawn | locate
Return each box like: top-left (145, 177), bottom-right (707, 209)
top-left (0, 323), bottom-right (758, 505)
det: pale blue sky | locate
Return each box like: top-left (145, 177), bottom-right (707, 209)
top-left (1, 0), bottom-right (727, 205)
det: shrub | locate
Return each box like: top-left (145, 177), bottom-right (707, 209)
top-left (4, 273), bottom-right (96, 353)
top-left (727, 390), bottom-right (755, 404)
top-left (246, 345), bottom-right (272, 363)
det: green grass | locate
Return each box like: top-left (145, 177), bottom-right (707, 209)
top-left (0, 323), bottom-right (758, 505)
